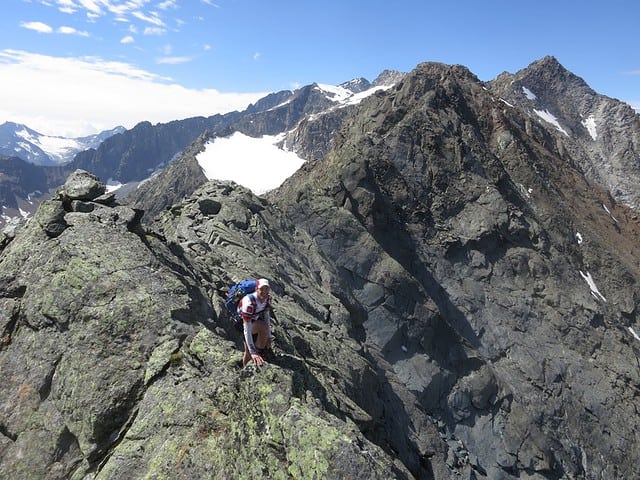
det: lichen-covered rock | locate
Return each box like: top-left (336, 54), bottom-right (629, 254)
top-left (0, 174), bottom-right (426, 479)
top-left (151, 180), bottom-right (442, 477)
top-left (34, 199), bottom-right (68, 238)
top-left (60, 169), bottom-right (106, 201)
top-left (95, 328), bottom-right (411, 480)
top-left (0, 174), bottom-right (212, 479)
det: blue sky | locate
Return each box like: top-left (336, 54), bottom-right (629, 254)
top-left (0, 0), bottom-right (638, 137)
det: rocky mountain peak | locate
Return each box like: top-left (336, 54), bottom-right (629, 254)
top-left (270, 56), bottom-right (640, 478)
top-left (0, 122), bottom-right (125, 167)
top-left (492, 55), bottom-right (592, 106)
top-left (523, 55), bottom-right (585, 84)
top-left (489, 56), bottom-right (640, 210)
top-left (339, 76), bottom-right (372, 93)
top-left (373, 69), bottom-right (406, 86)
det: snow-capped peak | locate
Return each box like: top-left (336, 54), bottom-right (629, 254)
top-left (315, 82), bottom-right (394, 108)
top-left (0, 121), bottom-right (124, 166)
top-left (15, 127), bottom-right (83, 165)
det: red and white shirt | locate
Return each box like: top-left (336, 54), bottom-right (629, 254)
top-left (239, 293), bottom-right (271, 323)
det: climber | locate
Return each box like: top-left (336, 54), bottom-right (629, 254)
top-left (240, 278), bottom-right (274, 367)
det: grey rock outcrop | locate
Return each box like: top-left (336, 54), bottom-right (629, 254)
top-left (123, 133), bottom-right (210, 223)
top-left (0, 172), bottom-right (421, 479)
top-left (151, 180), bottom-right (445, 477)
top-left (59, 169), bottom-right (106, 201)
top-left (0, 170), bottom-right (209, 478)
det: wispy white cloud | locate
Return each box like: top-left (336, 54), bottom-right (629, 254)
top-left (58, 26), bottom-right (90, 36)
top-left (21, 20), bottom-right (89, 37)
top-left (157, 56), bottom-right (192, 65)
top-left (20, 21), bottom-right (54, 34)
top-left (0, 49), bottom-right (265, 137)
top-left (132, 10), bottom-right (165, 27)
top-left (156, 45), bottom-right (190, 64)
top-left (55, 0), bottom-right (78, 14)
top-left (120, 35), bottom-right (135, 44)
top-left (77, 0), bottom-right (103, 15)
top-left (42, 0), bottom-right (167, 28)
top-left (158, 0), bottom-right (178, 9)
top-left (143, 26), bottom-right (166, 36)
top-left (56, 0), bottom-right (78, 14)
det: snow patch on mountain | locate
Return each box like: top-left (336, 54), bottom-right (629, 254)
top-left (580, 270), bottom-right (607, 302)
top-left (315, 83), bottom-right (394, 107)
top-left (0, 122), bottom-right (124, 166)
top-left (534, 109), bottom-right (569, 136)
top-left (581, 115), bottom-right (597, 140)
top-left (522, 86), bottom-right (537, 100)
top-left (196, 132), bottom-right (305, 194)
top-left (106, 179), bottom-right (124, 193)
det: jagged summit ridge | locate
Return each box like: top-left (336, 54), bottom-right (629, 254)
top-left (4, 56), bottom-right (640, 229)
top-left (489, 56), bottom-right (640, 209)
top-left (0, 170), bottom-right (418, 479)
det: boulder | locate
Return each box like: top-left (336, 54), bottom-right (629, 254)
top-left (59, 169), bottom-right (106, 201)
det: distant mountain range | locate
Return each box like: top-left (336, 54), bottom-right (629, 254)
top-left (0, 71), bottom-right (404, 227)
top-left (0, 122), bottom-right (125, 166)
top-left (1, 60), bottom-right (639, 230)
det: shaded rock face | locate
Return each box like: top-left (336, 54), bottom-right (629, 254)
top-left (123, 132), bottom-right (210, 223)
top-left (68, 115), bottom-right (240, 184)
top-left (270, 62), bottom-right (640, 478)
top-left (151, 181), bottom-right (443, 478)
top-left (0, 155), bottom-right (61, 211)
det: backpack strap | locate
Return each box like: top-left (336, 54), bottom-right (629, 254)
top-left (248, 293), bottom-right (264, 315)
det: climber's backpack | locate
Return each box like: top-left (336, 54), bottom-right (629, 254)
top-left (225, 279), bottom-right (258, 323)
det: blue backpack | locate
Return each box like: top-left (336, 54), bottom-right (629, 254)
top-left (225, 279), bottom-right (258, 321)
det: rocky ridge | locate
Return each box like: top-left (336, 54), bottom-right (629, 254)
top-left (123, 71), bottom-right (404, 223)
top-left (0, 71), bottom-right (401, 230)
top-left (0, 170), bottom-right (427, 479)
